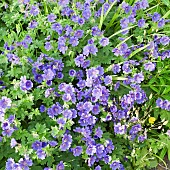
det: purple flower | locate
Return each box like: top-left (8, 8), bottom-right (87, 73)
top-left (91, 26), bottom-right (101, 36)
top-left (144, 62), bottom-right (156, 71)
top-left (39, 105), bottom-right (46, 113)
top-left (18, 156), bottom-right (33, 169)
top-left (60, 134), bottom-right (72, 151)
top-left (45, 42), bottom-right (52, 51)
top-left (129, 124), bottom-right (142, 135)
top-left (52, 23), bottom-right (63, 35)
top-left (6, 158), bottom-right (15, 170)
top-left (20, 76), bottom-right (33, 91)
top-left (69, 69), bottom-right (76, 77)
top-left (122, 2), bottom-right (132, 14)
top-left (140, 0), bottom-right (149, 9)
top-left (36, 149), bottom-right (46, 160)
top-left (72, 146), bottom-right (83, 156)
top-left (112, 64), bottom-right (121, 74)
top-left (86, 145), bottom-right (96, 155)
top-left (138, 18), bottom-right (145, 28)
top-left (104, 76), bottom-right (112, 85)
top-left (2, 127), bottom-right (15, 137)
top-left (92, 105), bottom-right (100, 115)
top-left (56, 161), bottom-right (64, 170)
top-left (48, 141), bottom-right (58, 147)
top-left (120, 18), bottom-right (129, 28)
top-left (132, 72), bottom-right (144, 84)
top-left (10, 138), bottom-right (17, 148)
top-left (69, 36), bottom-right (79, 47)
top-left (78, 18), bottom-right (85, 25)
top-left (57, 72), bottom-right (64, 79)
top-left (94, 127), bottom-right (103, 138)
top-left (24, 35), bottom-right (32, 44)
top-left (158, 18), bottom-right (165, 28)
top-left (160, 36), bottom-right (170, 46)
top-left (58, 0), bottom-right (69, 7)
top-left (88, 156), bottom-right (96, 167)
top-left (47, 13), bottom-right (56, 22)
top-left (152, 12), bottom-right (161, 22)
top-left (83, 9), bottom-right (91, 20)
top-left (99, 37), bottom-right (109, 46)
top-left (74, 54), bottom-right (85, 67)
top-left (0, 96), bottom-right (12, 109)
top-left (32, 141), bottom-right (42, 151)
top-left (74, 30), bottom-right (84, 39)
top-left (58, 44), bottom-right (68, 54)
top-left (30, 5), bottom-right (39, 16)
top-left (166, 130), bottom-right (170, 137)
top-left (43, 69), bottom-right (55, 81)
top-left (45, 88), bottom-right (54, 98)
top-left (110, 160), bottom-right (123, 170)
top-left (84, 101), bottom-right (93, 112)
top-left (29, 20), bottom-right (38, 29)
top-left (95, 165), bottom-right (101, 170)
top-left (114, 123), bottom-right (127, 135)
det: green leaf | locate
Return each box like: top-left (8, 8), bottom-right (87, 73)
top-left (162, 0), bottom-right (170, 7)
top-left (0, 55), bottom-right (8, 64)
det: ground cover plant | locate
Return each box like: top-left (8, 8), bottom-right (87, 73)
top-left (0, 0), bottom-right (170, 169)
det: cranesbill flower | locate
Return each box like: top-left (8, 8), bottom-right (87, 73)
top-left (69, 36), bottom-right (79, 47)
top-left (122, 2), bottom-right (132, 14)
top-left (95, 165), bottom-right (101, 170)
top-left (160, 36), bottom-right (170, 46)
top-left (91, 26), bottom-right (101, 36)
top-left (32, 141), bottom-right (42, 151)
top-left (83, 9), bottom-right (91, 20)
top-left (114, 123), bottom-right (127, 135)
top-left (52, 23), bottom-right (63, 35)
top-left (20, 76), bottom-right (33, 91)
top-left (138, 18), bottom-right (145, 28)
top-left (6, 158), bottom-right (15, 170)
top-left (112, 64), bottom-right (121, 74)
top-left (10, 138), bottom-right (17, 148)
top-left (120, 18), bottom-right (129, 28)
top-left (78, 18), bottom-right (85, 25)
top-left (144, 62), bottom-right (156, 71)
top-left (56, 161), bottom-right (64, 170)
top-left (129, 124), bottom-right (142, 135)
top-left (132, 72), bottom-right (144, 84)
top-left (99, 37), bottom-right (109, 46)
top-left (58, 44), bottom-right (68, 54)
top-left (58, 0), bottom-right (69, 7)
top-left (74, 30), bottom-right (84, 39)
top-left (72, 146), bottom-right (83, 156)
top-left (47, 13), bottom-right (56, 22)
top-left (104, 76), bottom-right (112, 85)
top-left (18, 156), bottom-right (33, 169)
top-left (110, 160), bottom-right (124, 170)
top-left (36, 149), bottom-right (46, 160)
top-left (86, 145), bottom-right (96, 155)
top-left (0, 96), bottom-right (12, 109)
top-left (88, 156), bottom-right (96, 167)
top-left (45, 42), bottom-right (52, 51)
top-left (140, 0), bottom-right (149, 9)
top-left (158, 18), bottom-right (165, 28)
top-left (48, 141), bottom-right (58, 147)
top-left (30, 5), bottom-right (39, 16)
top-left (43, 69), bottom-right (55, 81)
top-left (29, 20), bottom-right (38, 29)
top-left (69, 69), bottom-right (76, 77)
top-left (92, 105), bottom-right (100, 115)
top-left (94, 127), bottom-right (103, 138)
top-left (152, 12), bottom-right (161, 22)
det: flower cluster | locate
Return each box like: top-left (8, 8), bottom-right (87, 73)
top-left (0, 0), bottom-right (170, 169)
